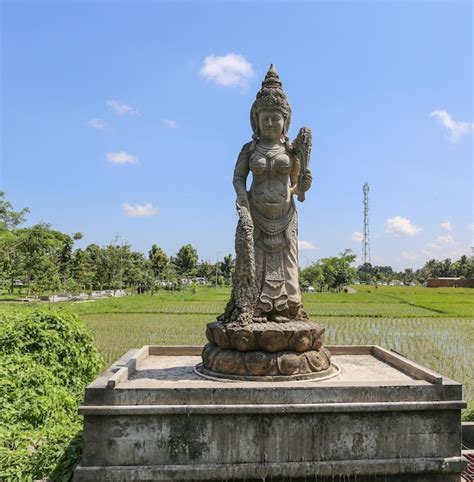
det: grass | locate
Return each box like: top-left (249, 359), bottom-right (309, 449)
top-left (2, 285), bottom-right (473, 412)
top-left (3, 285), bottom-right (472, 316)
top-left (305, 302), bottom-right (438, 317)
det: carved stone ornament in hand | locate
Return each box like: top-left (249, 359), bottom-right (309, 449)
top-left (300, 169), bottom-right (312, 193)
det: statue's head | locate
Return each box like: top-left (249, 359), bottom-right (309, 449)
top-left (250, 64), bottom-right (292, 142)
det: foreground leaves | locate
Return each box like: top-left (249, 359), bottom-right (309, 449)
top-left (0, 309), bottom-right (102, 481)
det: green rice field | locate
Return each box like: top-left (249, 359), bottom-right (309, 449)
top-left (2, 285), bottom-right (473, 412)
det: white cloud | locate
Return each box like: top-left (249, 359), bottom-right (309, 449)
top-left (447, 246), bottom-right (472, 259)
top-left (106, 152), bottom-right (137, 164)
top-left (123, 202), bottom-right (159, 217)
top-left (422, 241), bottom-right (470, 261)
top-left (162, 119), bottom-right (178, 128)
top-left (467, 223), bottom-right (474, 231)
top-left (107, 99), bottom-right (138, 116)
top-left (87, 118), bottom-right (106, 129)
top-left (401, 251), bottom-right (419, 261)
top-left (298, 240), bottom-right (319, 251)
top-left (351, 231), bottom-right (363, 242)
top-left (431, 110), bottom-right (474, 142)
top-left (440, 220), bottom-right (454, 232)
top-left (385, 216), bottom-right (421, 237)
top-left (200, 53), bottom-right (255, 88)
top-left (437, 234), bottom-right (455, 245)
top-left (422, 242), bottom-right (442, 257)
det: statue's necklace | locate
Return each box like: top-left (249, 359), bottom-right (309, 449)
top-left (256, 143), bottom-right (285, 174)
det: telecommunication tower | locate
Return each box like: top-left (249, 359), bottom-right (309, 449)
top-left (362, 182), bottom-right (371, 264)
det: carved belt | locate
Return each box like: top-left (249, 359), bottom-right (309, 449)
top-left (250, 205), bottom-right (295, 236)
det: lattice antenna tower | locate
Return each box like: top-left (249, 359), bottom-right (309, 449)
top-left (362, 182), bottom-right (371, 264)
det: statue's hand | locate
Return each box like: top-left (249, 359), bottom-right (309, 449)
top-left (301, 170), bottom-right (312, 192)
top-left (236, 194), bottom-right (250, 210)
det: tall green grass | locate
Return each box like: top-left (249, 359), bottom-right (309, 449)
top-left (2, 286), bottom-right (472, 412)
top-left (81, 312), bottom-right (473, 412)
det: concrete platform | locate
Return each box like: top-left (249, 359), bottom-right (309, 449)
top-left (74, 345), bottom-right (467, 481)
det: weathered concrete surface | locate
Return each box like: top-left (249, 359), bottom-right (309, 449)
top-left (74, 345), bottom-right (466, 482)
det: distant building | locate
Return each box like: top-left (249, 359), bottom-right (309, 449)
top-left (426, 277), bottom-right (474, 288)
top-left (390, 280), bottom-right (404, 286)
top-left (180, 277), bottom-right (208, 286)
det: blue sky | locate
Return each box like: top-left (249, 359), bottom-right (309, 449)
top-left (1, 1), bottom-right (473, 270)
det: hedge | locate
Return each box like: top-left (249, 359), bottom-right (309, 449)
top-left (0, 309), bottom-right (102, 481)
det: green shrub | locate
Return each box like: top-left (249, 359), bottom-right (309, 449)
top-left (0, 423), bottom-right (81, 481)
top-left (464, 408), bottom-right (474, 422)
top-left (0, 309), bottom-right (102, 481)
top-left (0, 354), bottom-right (77, 428)
top-left (0, 310), bottom-right (101, 397)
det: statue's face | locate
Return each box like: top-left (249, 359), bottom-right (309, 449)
top-left (258, 110), bottom-right (285, 141)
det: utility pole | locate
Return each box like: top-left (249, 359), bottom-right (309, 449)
top-left (215, 252), bottom-right (220, 289)
top-left (362, 182), bottom-right (371, 265)
top-left (111, 234), bottom-right (125, 293)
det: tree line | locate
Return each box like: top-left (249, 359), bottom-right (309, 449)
top-left (0, 192), bottom-right (234, 296)
top-left (300, 250), bottom-right (473, 292)
top-left (1, 192), bottom-right (472, 296)
top-left (355, 257), bottom-right (473, 285)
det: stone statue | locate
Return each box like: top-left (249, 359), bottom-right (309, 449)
top-left (200, 65), bottom-right (332, 380)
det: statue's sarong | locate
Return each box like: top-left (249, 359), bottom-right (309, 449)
top-left (251, 204), bottom-right (300, 316)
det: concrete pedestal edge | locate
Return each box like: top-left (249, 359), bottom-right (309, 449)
top-left (74, 456), bottom-right (467, 481)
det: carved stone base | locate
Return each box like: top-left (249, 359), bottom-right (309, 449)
top-left (206, 320), bottom-right (326, 352)
top-left (200, 343), bottom-right (334, 380)
top-left (202, 319), bottom-right (334, 381)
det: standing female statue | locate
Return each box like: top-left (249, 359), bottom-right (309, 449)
top-left (224, 64), bottom-right (312, 324)
top-left (200, 65), bottom-right (334, 380)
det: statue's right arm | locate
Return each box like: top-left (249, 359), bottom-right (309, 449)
top-left (233, 143), bottom-right (251, 207)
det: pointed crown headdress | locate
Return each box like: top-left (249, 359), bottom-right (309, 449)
top-left (250, 64), bottom-right (292, 139)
